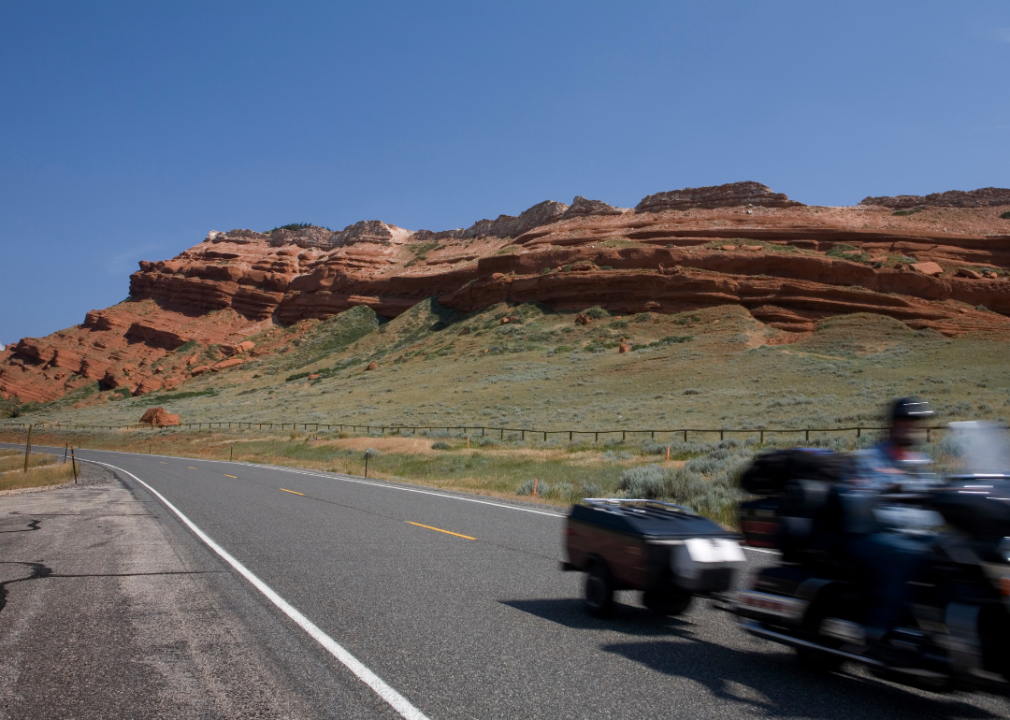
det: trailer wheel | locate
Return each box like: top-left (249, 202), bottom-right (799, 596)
top-left (585, 561), bottom-right (615, 618)
top-left (643, 588), bottom-right (693, 617)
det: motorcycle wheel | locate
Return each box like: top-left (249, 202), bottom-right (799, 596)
top-left (797, 601), bottom-right (847, 673)
top-left (585, 561), bottom-right (615, 618)
top-left (642, 588), bottom-right (693, 617)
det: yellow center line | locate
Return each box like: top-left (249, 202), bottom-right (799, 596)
top-left (405, 521), bottom-right (476, 541)
top-left (280, 488), bottom-right (304, 496)
top-left (224, 474), bottom-right (237, 478)
top-left (188, 467), bottom-right (197, 470)
top-left (159, 462), bottom-right (167, 464)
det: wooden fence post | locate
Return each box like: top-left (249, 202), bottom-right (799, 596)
top-left (23, 424), bottom-right (33, 472)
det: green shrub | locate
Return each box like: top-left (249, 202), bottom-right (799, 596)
top-left (270, 222), bottom-right (319, 232)
top-left (174, 340), bottom-right (198, 355)
top-left (147, 388), bottom-right (217, 402)
top-left (544, 482), bottom-right (576, 501)
top-left (891, 207), bottom-right (925, 217)
top-left (431, 441), bottom-right (450, 450)
top-left (826, 243), bottom-right (869, 262)
top-left (642, 335), bottom-right (693, 350)
top-left (1001, 211), bottom-right (1010, 220)
top-left (619, 465), bottom-right (666, 498)
top-left (580, 482), bottom-right (603, 498)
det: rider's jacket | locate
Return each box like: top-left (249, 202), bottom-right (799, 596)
top-left (841, 441), bottom-right (940, 535)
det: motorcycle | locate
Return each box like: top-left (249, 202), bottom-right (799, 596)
top-left (726, 422), bottom-right (1010, 692)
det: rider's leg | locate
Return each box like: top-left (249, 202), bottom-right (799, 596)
top-left (847, 534), bottom-right (932, 636)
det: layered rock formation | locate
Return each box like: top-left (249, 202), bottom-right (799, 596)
top-left (860, 187), bottom-right (1010, 209)
top-left (3, 182), bottom-right (1010, 405)
top-left (636, 181), bottom-right (804, 212)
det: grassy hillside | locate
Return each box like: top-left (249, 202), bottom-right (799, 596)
top-left (19, 299), bottom-right (1010, 433)
top-left (6, 299), bottom-right (1007, 524)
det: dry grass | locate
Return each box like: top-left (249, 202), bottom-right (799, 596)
top-left (0, 457), bottom-right (77, 492)
top-left (0, 452), bottom-right (60, 473)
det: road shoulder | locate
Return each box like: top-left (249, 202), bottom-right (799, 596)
top-left (0, 464), bottom-right (400, 720)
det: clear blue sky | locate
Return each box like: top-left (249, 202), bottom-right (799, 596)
top-left (2, 1), bottom-right (1008, 343)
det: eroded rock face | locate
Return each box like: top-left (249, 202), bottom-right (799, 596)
top-left (267, 225), bottom-right (333, 248)
top-left (140, 407), bottom-right (179, 427)
top-left (461, 200), bottom-right (569, 239)
top-left (636, 181), bottom-right (804, 213)
top-left (860, 187), bottom-right (1010, 209)
top-left (5, 181), bottom-right (1010, 405)
top-left (562, 196), bottom-right (625, 219)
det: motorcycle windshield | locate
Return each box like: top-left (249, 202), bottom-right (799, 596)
top-left (946, 421), bottom-right (1010, 476)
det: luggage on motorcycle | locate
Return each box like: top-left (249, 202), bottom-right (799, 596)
top-left (739, 448), bottom-right (853, 496)
top-left (739, 496), bottom-right (780, 548)
top-left (739, 449), bottom-right (850, 553)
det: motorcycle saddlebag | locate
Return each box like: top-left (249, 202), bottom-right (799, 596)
top-left (739, 448), bottom-right (853, 496)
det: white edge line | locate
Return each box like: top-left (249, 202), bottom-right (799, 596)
top-left (85, 459), bottom-right (430, 720)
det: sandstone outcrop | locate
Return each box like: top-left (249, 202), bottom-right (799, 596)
top-left (636, 181), bottom-right (804, 213)
top-left (911, 262), bottom-right (944, 276)
top-left (140, 407), bottom-right (180, 427)
top-left (561, 196), bottom-right (625, 219)
top-left (860, 187), bottom-right (1010, 209)
top-left (461, 200), bottom-right (569, 239)
top-left (5, 181), bottom-right (1010, 406)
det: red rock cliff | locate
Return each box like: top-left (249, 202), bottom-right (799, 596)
top-left (3, 182), bottom-right (1010, 404)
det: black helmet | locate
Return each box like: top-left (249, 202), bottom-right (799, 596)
top-left (889, 397), bottom-right (933, 421)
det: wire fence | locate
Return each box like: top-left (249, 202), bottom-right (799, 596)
top-left (0, 421), bottom-right (949, 443)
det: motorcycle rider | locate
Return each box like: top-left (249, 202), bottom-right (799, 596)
top-left (841, 397), bottom-right (939, 647)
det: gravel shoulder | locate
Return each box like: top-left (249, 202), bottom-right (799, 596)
top-left (0, 462), bottom-right (400, 720)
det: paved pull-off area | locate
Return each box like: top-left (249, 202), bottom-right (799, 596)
top-left (2, 445), bottom-right (1010, 719)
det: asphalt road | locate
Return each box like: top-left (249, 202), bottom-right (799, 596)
top-left (5, 443), bottom-right (1010, 720)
